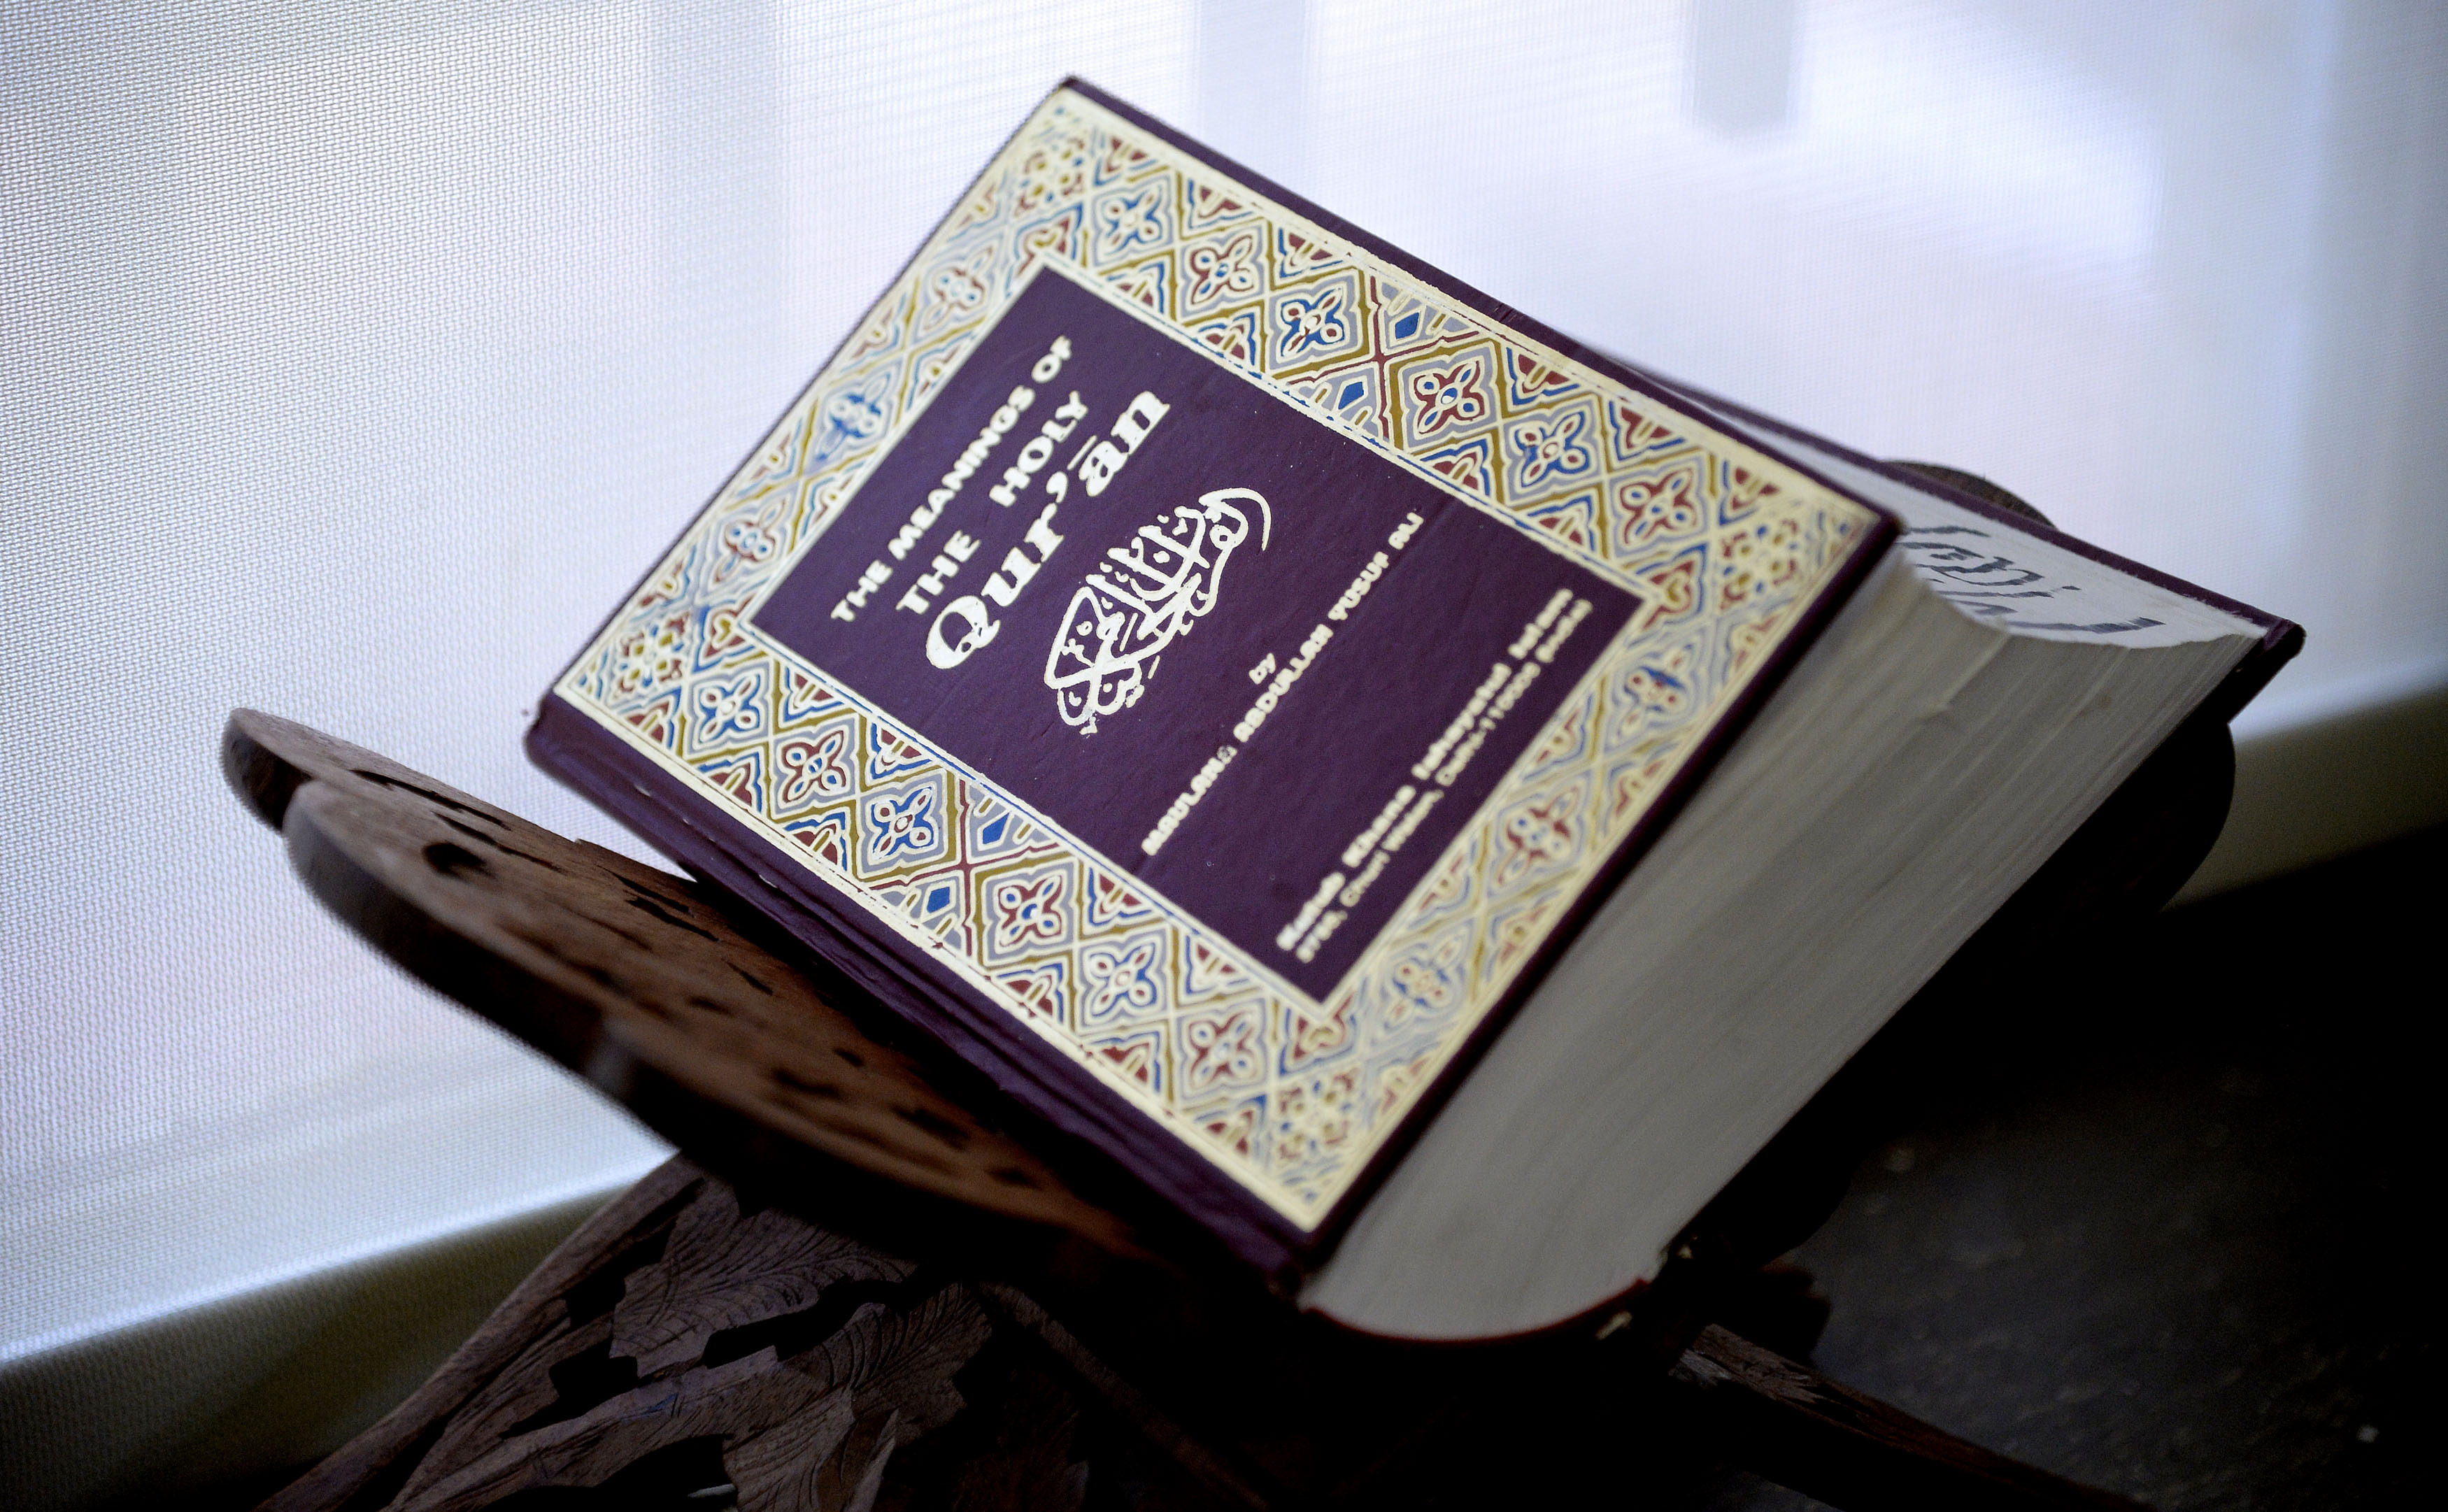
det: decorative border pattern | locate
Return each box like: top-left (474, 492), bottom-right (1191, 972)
top-left (557, 89), bottom-right (1881, 1226)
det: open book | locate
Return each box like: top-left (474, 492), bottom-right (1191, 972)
top-left (530, 80), bottom-right (2296, 1341)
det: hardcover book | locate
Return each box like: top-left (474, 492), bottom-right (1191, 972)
top-left (532, 80), bottom-right (2296, 1339)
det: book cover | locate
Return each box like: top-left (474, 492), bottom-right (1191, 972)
top-left (530, 80), bottom-right (1897, 1274)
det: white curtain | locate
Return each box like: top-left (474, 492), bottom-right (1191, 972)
top-left (5, 0), bottom-right (2442, 1497)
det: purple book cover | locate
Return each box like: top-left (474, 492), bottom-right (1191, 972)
top-left (529, 81), bottom-right (1911, 1276)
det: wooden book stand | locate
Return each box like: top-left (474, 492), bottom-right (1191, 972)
top-left (229, 477), bottom-right (2228, 1512)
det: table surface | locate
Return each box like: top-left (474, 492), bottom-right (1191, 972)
top-left (1693, 824), bottom-right (2438, 1511)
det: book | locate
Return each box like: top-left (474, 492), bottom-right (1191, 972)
top-left (529, 79), bottom-right (2298, 1340)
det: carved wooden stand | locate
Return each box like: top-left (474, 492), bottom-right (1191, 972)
top-left (231, 469), bottom-right (2224, 1512)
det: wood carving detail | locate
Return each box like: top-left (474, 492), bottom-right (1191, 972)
top-left (259, 1161), bottom-right (1234, 1512)
top-left (224, 708), bottom-right (1130, 1251)
top-left (231, 688), bottom-right (2196, 1512)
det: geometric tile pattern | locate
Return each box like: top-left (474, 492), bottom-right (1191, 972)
top-left (557, 88), bottom-right (1884, 1226)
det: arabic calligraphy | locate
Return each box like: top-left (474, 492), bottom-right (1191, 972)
top-left (1044, 487), bottom-right (1272, 734)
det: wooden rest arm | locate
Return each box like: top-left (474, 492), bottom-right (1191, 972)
top-left (229, 699), bottom-right (2177, 1511)
top-left (255, 1157), bottom-right (1262, 1512)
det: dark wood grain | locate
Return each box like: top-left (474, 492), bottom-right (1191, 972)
top-left (255, 1157), bottom-right (1260, 1512)
top-left (226, 708), bottom-right (1130, 1253)
top-left (232, 697), bottom-right (2193, 1511)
